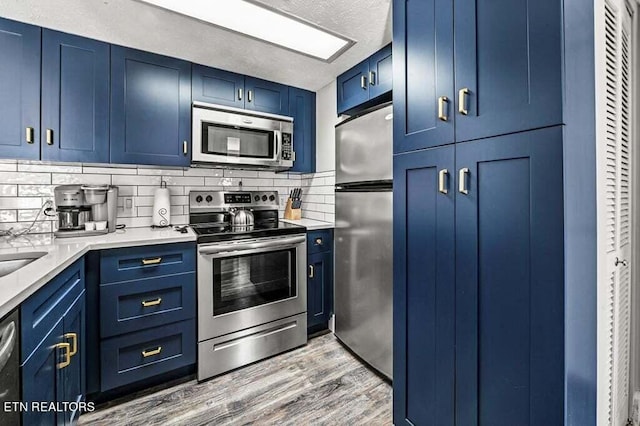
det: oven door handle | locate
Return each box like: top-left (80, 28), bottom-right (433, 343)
top-left (198, 235), bottom-right (306, 256)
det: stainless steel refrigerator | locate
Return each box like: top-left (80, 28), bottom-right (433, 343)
top-left (334, 102), bottom-right (392, 380)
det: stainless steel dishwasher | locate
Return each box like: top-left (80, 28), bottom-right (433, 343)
top-left (0, 309), bottom-right (20, 424)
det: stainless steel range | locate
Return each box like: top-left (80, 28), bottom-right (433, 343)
top-left (190, 190), bottom-right (307, 380)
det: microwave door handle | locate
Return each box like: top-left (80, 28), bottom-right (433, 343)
top-left (198, 235), bottom-right (305, 256)
top-left (274, 130), bottom-right (282, 160)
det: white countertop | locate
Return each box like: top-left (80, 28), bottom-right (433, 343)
top-left (0, 227), bottom-right (196, 319)
top-left (280, 218), bottom-right (335, 230)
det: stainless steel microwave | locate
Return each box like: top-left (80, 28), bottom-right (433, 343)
top-left (192, 102), bottom-right (294, 170)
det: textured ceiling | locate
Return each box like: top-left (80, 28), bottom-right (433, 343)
top-left (0, 0), bottom-right (392, 91)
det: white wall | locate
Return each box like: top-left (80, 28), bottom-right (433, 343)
top-left (315, 80), bottom-right (342, 172)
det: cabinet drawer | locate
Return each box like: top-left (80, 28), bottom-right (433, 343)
top-left (100, 242), bottom-right (196, 284)
top-left (100, 319), bottom-right (195, 391)
top-left (100, 272), bottom-right (195, 337)
top-left (21, 258), bottom-right (84, 362)
top-left (307, 230), bottom-right (333, 255)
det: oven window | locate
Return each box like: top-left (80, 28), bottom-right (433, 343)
top-left (213, 249), bottom-right (296, 316)
top-left (202, 123), bottom-right (274, 159)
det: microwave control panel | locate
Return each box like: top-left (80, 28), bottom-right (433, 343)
top-left (281, 133), bottom-right (293, 161)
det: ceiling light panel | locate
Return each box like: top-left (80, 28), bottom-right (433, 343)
top-left (138, 0), bottom-right (354, 61)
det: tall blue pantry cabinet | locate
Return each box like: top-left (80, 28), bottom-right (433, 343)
top-left (393, 0), bottom-right (565, 425)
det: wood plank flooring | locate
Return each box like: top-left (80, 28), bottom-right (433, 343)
top-left (79, 333), bottom-right (392, 425)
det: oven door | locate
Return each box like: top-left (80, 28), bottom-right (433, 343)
top-left (197, 234), bottom-right (307, 340)
top-left (192, 106), bottom-right (283, 168)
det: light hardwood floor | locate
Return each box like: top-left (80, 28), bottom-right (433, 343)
top-left (79, 333), bottom-right (392, 425)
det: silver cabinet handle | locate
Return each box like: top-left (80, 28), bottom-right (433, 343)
top-left (438, 96), bottom-right (449, 122)
top-left (459, 168), bottom-right (469, 194)
top-left (183, 141), bottom-right (188, 155)
top-left (360, 75), bottom-right (367, 89)
top-left (458, 88), bottom-right (470, 115)
top-left (369, 71), bottom-right (376, 86)
top-left (46, 129), bottom-right (54, 146)
top-left (247, 90), bottom-right (253, 103)
top-left (238, 88), bottom-right (243, 101)
top-left (26, 127), bottom-right (35, 144)
top-left (438, 169), bottom-right (449, 194)
top-left (309, 264), bottom-right (315, 279)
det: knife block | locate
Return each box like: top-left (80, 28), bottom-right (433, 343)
top-left (283, 198), bottom-right (301, 220)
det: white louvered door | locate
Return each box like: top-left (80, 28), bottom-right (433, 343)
top-left (597, 1), bottom-right (635, 425)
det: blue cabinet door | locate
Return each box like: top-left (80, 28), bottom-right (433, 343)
top-left (110, 46), bottom-right (191, 166)
top-left (393, 144), bottom-right (455, 425)
top-left (22, 320), bottom-right (64, 426)
top-left (192, 64), bottom-right (245, 109)
top-left (454, 0), bottom-right (562, 142)
top-left (0, 18), bottom-right (41, 160)
top-left (337, 59), bottom-right (370, 115)
top-left (41, 30), bottom-right (110, 163)
top-left (288, 88), bottom-right (316, 173)
top-left (62, 292), bottom-right (86, 425)
top-left (455, 127), bottom-right (564, 425)
top-left (307, 250), bottom-right (333, 332)
top-left (336, 59), bottom-right (369, 115)
top-left (368, 44), bottom-right (393, 100)
top-left (244, 77), bottom-right (289, 115)
top-left (393, 0), bottom-right (454, 153)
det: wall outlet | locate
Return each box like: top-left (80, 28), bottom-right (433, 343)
top-left (632, 391), bottom-right (640, 426)
top-left (123, 197), bottom-right (135, 215)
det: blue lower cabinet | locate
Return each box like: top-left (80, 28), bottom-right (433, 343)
top-left (0, 17), bottom-right (41, 160)
top-left (288, 88), bottom-right (316, 173)
top-left (306, 230), bottom-right (333, 333)
top-left (393, 144), bottom-right (455, 426)
top-left (393, 127), bottom-right (564, 425)
top-left (62, 292), bottom-right (87, 425)
top-left (100, 272), bottom-right (196, 337)
top-left (22, 320), bottom-right (64, 426)
top-left (41, 29), bottom-right (110, 163)
top-left (110, 46), bottom-right (191, 166)
top-left (455, 127), bottom-right (564, 425)
top-left (100, 319), bottom-right (196, 391)
top-left (22, 286), bottom-right (86, 426)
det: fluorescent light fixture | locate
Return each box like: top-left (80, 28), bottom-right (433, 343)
top-left (138, 0), bottom-right (354, 61)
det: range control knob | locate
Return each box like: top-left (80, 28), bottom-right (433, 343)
top-left (269, 195), bottom-right (276, 201)
top-left (195, 195), bottom-right (203, 203)
top-left (206, 195), bottom-right (213, 203)
top-left (262, 195), bottom-right (268, 201)
top-left (254, 195), bottom-right (260, 202)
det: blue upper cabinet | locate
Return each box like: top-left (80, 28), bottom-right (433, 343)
top-left (393, 0), bottom-right (454, 153)
top-left (454, 0), bottom-right (563, 142)
top-left (337, 59), bottom-right (370, 115)
top-left (245, 76), bottom-right (289, 115)
top-left (337, 44), bottom-right (393, 116)
top-left (368, 44), bottom-right (393, 99)
top-left (192, 64), bottom-right (245, 109)
top-left (0, 18), bottom-right (41, 160)
top-left (455, 127), bottom-right (564, 425)
top-left (110, 46), bottom-right (191, 167)
top-left (288, 88), bottom-right (316, 173)
top-left (41, 30), bottom-right (110, 163)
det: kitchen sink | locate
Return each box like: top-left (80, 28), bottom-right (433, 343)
top-left (0, 252), bottom-right (47, 278)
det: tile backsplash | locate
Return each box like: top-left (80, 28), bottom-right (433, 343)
top-left (0, 160), bottom-right (335, 234)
